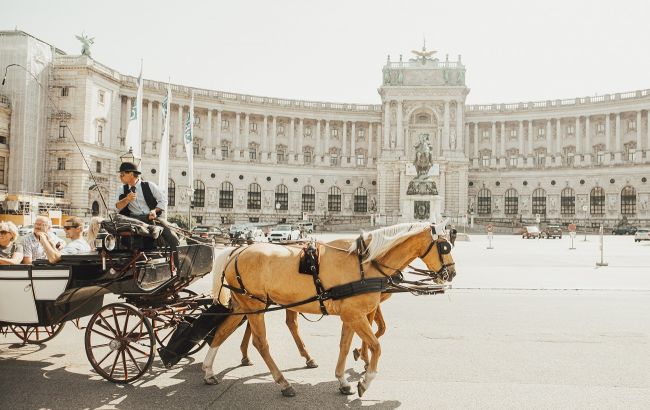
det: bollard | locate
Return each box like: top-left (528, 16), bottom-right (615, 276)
top-left (569, 231), bottom-right (576, 250)
top-left (596, 225), bottom-right (608, 266)
top-left (486, 231), bottom-right (494, 249)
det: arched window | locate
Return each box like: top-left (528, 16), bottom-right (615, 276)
top-left (504, 188), bottom-right (518, 215)
top-left (168, 179), bottom-right (176, 207)
top-left (91, 201), bottom-right (100, 216)
top-left (192, 180), bottom-right (205, 208)
top-left (328, 186), bottom-right (341, 212)
top-left (219, 181), bottom-right (233, 209)
top-left (621, 186), bottom-right (636, 215)
top-left (275, 184), bottom-right (288, 210)
top-left (561, 187), bottom-right (575, 215)
top-left (302, 185), bottom-right (315, 212)
top-left (354, 187), bottom-right (368, 213)
top-left (477, 188), bottom-right (491, 215)
top-left (590, 187), bottom-right (605, 215)
top-left (532, 188), bottom-right (546, 215)
top-left (247, 183), bottom-right (261, 210)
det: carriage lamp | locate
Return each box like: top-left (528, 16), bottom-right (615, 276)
top-left (102, 233), bottom-right (117, 252)
top-left (119, 148), bottom-right (141, 167)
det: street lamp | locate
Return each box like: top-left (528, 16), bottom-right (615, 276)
top-left (119, 148), bottom-right (141, 167)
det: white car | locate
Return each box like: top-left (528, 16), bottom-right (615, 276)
top-left (634, 228), bottom-right (650, 242)
top-left (268, 224), bottom-right (301, 243)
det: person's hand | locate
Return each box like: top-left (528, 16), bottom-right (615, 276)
top-left (148, 210), bottom-right (157, 220)
top-left (126, 192), bottom-right (137, 202)
top-left (36, 232), bottom-right (47, 242)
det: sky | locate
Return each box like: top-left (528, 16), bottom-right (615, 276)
top-left (2, 0), bottom-right (650, 105)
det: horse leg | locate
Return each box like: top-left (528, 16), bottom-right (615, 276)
top-left (348, 318), bottom-right (382, 397)
top-left (239, 323), bottom-right (253, 366)
top-left (334, 322), bottom-right (356, 395)
top-left (285, 310), bottom-right (318, 368)
top-left (354, 305), bottom-right (385, 370)
top-left (352, 309), bottom-right (375, 367)
top-left (247, 313), bottom-right (296, 397)
top-left (202, 315), bottom-right (246, 385)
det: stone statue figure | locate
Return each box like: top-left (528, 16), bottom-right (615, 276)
top-left (449, 128), bottom-right (457, 150)
top-left (383, 68), bottom-right (391, 85)
top-left (369, 196), bottom-right (377, 212)
top-left (443, 70), bottom-right (449, 85)
top-left (456, 70), bottom-right (465, 85)
top-left (396, 70), bottom-right (404, 85)
top-left (75, 32), bottom-right (94, 57)
top-left (406, 134), bottom-right (438, 195)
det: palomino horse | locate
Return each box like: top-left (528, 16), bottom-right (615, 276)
top-left (202, 222), bottom-right (456, 397)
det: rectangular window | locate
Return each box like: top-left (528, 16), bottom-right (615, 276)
top-left (330, 154), bottom-right (338, 166)
top-left (328, 194), bottom-right (341, 212)
top-left (627, 148), bottom-right (635, 162)
top-left (98, 90), bottom-right (105, 104)
top-left (59, 122), bottom-right (66, 138)
top-left (332, 128), bottom-right (339, 138)
top-left (509, 156), bottom-right (517, 167)
top-left (358, 129), bottom-right (365, 139)
top-left (61, 87), bottom-right (69, 97)
top-left (566, 154), bottom-right (575, 166)
top-left (277, 125), bottom-right (285, 135)
top-left (277, 150), bottom-right (285, 163)
top-left (536, 154), bottom-right (545, 167)
top-left (302, 193), bottom-right (315, 212)
top-left (250, 122), bottom-right (257, 133)
top-left (96, 161), bottom-right (101, 173)
top-left (0, 135), bottom-right (6, 145)
top-left (509, 129), bottom-right (517, 138)
top-left (537, 128), bottom-right (545, 137)
top-left (0, 156), bottom-right (5, 183)
top-left (249, 149), bottom-right (257, 160)
top-left (481, 156), bottom-right (490, 167)
top-left (628, 120), bottom-right (636, 131)
top-left (481, 129), bottom-right (489, 139)
top-left (221, 119), bottom-right (229, 130)
top-left (57, 158), bottom-right (66, 170)
top-left (597, 151), bottom-right (605, 164)
top-left (247, 191), bottom-right (261, 210)
top-left (566, 125), bottom-right (575, 135)
top-left (304, 127), bottom-right (312, 137)
top-left (356, 154), bottom-right (365, 166)
top-left (193, 144), bottom-right (200, 155)
top-left (221, 146), bottom-right (229, 158)
top-left (354, 194), bottom-right (367, 213)
top-left (304, 151), bottom-right (312, 164)
top-left (55, 190), bottom-right (65, 198)
top-left (219, 189), bottom-right (233, 209)
top-left (597, 123), bottom-right (604, 133)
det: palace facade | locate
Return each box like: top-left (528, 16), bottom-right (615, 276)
top-left (1, 30), bottom-right (649, 227)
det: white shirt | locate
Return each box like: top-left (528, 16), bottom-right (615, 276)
top-left (22, 232), bottom-right (64, 261)
top-left (114, 178), bottom-right (167, 215)
top-left (60, 238), bottom-right (91, 255)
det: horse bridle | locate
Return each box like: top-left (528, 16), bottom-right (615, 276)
top-left (411, 225), bottom-right (455, 282)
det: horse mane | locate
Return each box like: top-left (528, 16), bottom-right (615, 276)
top-left (348, 222), bottom-right (430, 262)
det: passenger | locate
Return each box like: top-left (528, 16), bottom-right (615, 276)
top-left (114, 162), bottom-right (180, 255)
top-left (21, 215), bottom-right (64, 264)
top-left (0, 221), bottom-right (24, 265)
top-left (38, 216), bottom-right (91, 263)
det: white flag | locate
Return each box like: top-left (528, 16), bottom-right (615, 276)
top-left (158, 81), bottom-right (171, 198)
top-left (125, 61), bottom-right (143, 159)
top-left (183, 91), bottom-right (194, 196)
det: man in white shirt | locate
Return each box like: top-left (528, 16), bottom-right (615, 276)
top-left (38, 216), bottom-right (91, 263)
top-left (22, 216), bottom-right (65, 264)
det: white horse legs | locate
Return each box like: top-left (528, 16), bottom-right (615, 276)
top-left (202, 346), bottom-right (220, 384)
top-left (334, 323), bottom-right (356, 395)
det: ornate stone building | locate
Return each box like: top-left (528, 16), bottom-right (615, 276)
top-left (1, 30), bottom-right (649, 227)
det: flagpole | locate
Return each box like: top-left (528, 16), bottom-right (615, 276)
top-left (184, 90), bottom-right (195, 230)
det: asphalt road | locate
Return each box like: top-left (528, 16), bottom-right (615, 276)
top-left (1, 234), bottom-right (649, 409)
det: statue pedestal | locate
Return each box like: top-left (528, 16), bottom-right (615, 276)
top-left (401, 195), bottom-right (442, 223)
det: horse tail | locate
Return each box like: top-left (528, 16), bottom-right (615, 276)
top-left (211, 246), bottom-right (234, 306)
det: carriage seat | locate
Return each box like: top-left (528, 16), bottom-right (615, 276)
top-left (101, 214), bottom-right (163, 239)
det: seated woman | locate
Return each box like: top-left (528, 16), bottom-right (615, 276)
top-left (38, 216), bottom-right (91, 263)
top-left (0, 221), bottom-right (24, 265)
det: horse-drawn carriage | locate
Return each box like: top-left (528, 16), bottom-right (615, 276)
top-left (0, 215), bottom-right (214, 383)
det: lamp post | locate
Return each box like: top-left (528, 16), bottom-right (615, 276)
top-left (119, 148), bottom-right (141, 167)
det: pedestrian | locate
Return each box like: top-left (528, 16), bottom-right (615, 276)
top-left (38, 216), bottom-right (91, 263)
top-left (21, 215), bottom-right (64, 264)
top-left (0, 221), bottom-right (24, 265)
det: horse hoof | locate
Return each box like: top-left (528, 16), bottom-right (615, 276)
top-left (241, 357), bottom-right (253, 366)
top-left (281, 386), bottom-right (296, 397)
top-left (357, 382), bottom-right (367, 397)
top-left (352, 348), bottom-right (360, 361)
top-left (203, 376), bottom-right (219, 385)
top-left (305, 359), bottom-right (318, 368)
top-left (339, 385), bottom-right (354, 395)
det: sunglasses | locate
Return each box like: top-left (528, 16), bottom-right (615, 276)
top-left (63, 225), bottom-right (79, 230)
top-left (0, 231), bottom-right (9, 235)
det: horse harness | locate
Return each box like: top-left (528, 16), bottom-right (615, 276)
top-left (220, 224), bottom-right (453, 315)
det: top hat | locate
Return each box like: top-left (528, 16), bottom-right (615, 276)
top-left (118, 162), bottom-right (141, 174)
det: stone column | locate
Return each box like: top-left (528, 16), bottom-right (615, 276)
top-left (518, 120), bottom-right (524, 155)
top-left (647, 110), bottom-right (650, 152)
top-left (585, 116), bottom-right (591, 163)
top-left (340, 121), bottom-right (347, 161)
top-left (324, 120), bottom-right (330, 160)
top-left (153, 102), bottom-right (161, 151)
top-left (490, 121), bottom-right (496, 156)
top-left (443, 101), bottom-right (450, 151)
top-left (205, 109), bottom-right (212, 158)
top-left (289, 118), bottom-right (295, 156)
top-left (396, 100), bottom-right (403, 149)
top-left (271, 116), bottom-right (277, 161)
top-left (350, 122), bottom-right (356, 163)
top-left (499, 121), bottom-right (505, 157)
top-left (145, 100), bottom-right (153, 153)
top-left (243, 113), bottom-right (249, 156)
top-left (456, 102), bottom-right (463, 152)
top-left (605, 114), bottom-right (611, 151)
top-left (555, 118), bottom-right (562, 155)
top-left (215, 110), bottom-right (222, 159)
top-left (527, 120), bottom-right (533, 157)
top-left (575, 117), bottom-right (581, 155)
top-left (464, 123), bottom-right (470, 158)
top-left (262, 115), bottom-right (268, 159)
top-left (546, 119), bottom-right (552, 155)
top-left (636, 111), bottom-right (642, 151)
top-left (176, 105), bottom-right (184, 157)
top-left (615, 112), bottom-right (621, 152)
top-left (367, 123), bottom-right (373, 166)
top-left (234, 112), bottom-right (241, 153)
top-left (315, 119), bottom-right (321, 158)
top-left (473, 123), bottom-right (479, 158)
top-left (383, 102), bottom-right (391, 149)
top-left (377, 124), bottom-right (382, 159)
top-left (297, 118), bottom-right (304, 154)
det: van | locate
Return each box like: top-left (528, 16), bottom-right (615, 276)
top-left (295, 221), bottom-right (315, 234)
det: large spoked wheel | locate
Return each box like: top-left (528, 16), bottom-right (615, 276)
top-left (151, 289), bottom-right (207, 356)
top-left (85, 303), bottom-right (155, 384)
top-left (10, 323), bottom-right (66, 344)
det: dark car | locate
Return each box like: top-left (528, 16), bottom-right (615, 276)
top-left (522, 226), bottom-right (541, 239)
top-left (612, 225), bottom-right (637, 235)
top-left (541, 225), bottom-right (562, 239)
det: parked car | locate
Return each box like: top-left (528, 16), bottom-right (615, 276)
top-left (634, 228), bottom-right (650, 242)
top-left (295, 221), bottom-right (315, 234)
top-left (191, 225), bottom-right (221, 240)
top-left (522, 226), bottom-right (541, 239)
top-left (268, 224), bottom-right (301, 243)
top-left (612, 225), bottom-right (637, 235)
top-left (230, 227), bottom-right (267, 245)
top-left (541, 225), bottom-right (562, 239)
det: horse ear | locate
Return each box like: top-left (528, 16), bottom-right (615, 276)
top-left (434, 218), bottom-right (449, 235)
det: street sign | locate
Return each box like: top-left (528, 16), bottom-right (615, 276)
top-left (568, 223), bottom-right (577, 232)
top-left (486, 223), bottom-right (493, 233)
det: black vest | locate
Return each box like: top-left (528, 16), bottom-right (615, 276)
top-left (119, 182), bottom-right (161, 217)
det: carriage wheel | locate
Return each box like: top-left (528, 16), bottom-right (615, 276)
top-left (151, 289), bottom-right (207, 356)
top-left (10, 323), bottom-right (66, 344)
top-left (85, 303), bottom-right (155, 383)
